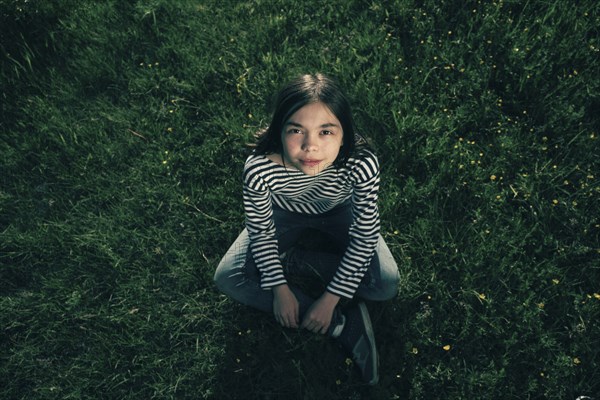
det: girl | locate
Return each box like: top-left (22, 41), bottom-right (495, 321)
top-left (214, 73), bottom-right (400, 385)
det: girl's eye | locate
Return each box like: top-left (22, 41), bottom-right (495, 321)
top-left (321, 130), bottom-right (333, 135)
top-left (287, 128), bottom-right (302, 134)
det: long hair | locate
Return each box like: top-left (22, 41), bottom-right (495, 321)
top-left (253, 73), bottom-right (366, 168)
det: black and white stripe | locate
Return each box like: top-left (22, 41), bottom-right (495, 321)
top-left (242, 149), bottom-right (380, 299)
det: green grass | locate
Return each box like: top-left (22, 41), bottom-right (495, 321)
top-left (1, 0), bottom-right (599, 398)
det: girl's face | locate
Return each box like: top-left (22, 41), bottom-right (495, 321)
top-left (281, 102), bottom-right (344, 175)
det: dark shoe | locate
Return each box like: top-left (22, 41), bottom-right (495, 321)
top-left (327, 307), bottom-right (346, 338)
top-left (337, 302), bottom-right (378, 385)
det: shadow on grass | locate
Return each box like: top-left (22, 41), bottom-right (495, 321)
top-left (211, 298), bottom-right (411, 400)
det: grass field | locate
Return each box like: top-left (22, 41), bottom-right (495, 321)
top-left (1, 0), bottom-right (599, 399)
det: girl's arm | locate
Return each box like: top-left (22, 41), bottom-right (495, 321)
top-left (244, 157), bottom-right (301, 328)
top-left (327, 151), bottom-right (381, 299)
top-left (242, 157), bottom-right (287, 289)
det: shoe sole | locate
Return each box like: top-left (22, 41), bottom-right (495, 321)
top-left (357, 302), bottom-right (379, 385)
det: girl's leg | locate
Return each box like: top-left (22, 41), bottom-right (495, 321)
top-left (215, 202), bottom-right (399, 327)
top-left (214, 226), bottom-right (318, 317)
top-left (285, 234), bottom-right (399, 301)
top-left (355, 235), bottom-right (400, 301)
top-left (290, 202), bottom-right (399, 301)
top-left (214, 229), bottom-right (274, 312)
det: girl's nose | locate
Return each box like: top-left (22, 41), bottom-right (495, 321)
top-left (302, 134), bottom-right (318, 151)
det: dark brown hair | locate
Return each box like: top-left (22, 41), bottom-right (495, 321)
top-left (253, 73), bottom-right (366, 168)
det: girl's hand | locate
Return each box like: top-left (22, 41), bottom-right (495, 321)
top-left (272, 284), bottom-right (299, 328)
top-left (301, 292), bottom-right (340, 334)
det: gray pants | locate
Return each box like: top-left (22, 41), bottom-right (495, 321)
top-left (214, 202), bottom-right (400, 317)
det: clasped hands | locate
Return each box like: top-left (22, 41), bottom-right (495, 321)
top-left (272, 284), bottom-right (340, 335)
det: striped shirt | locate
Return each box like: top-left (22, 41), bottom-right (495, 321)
top-left (242, 149), bottom-right (380, 299)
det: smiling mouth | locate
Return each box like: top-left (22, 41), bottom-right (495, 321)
top-left (300, 159), bottom-right (322, 167)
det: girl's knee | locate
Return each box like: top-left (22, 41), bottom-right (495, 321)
top-left (362, 270), bottom-right (399, 301)
top-left (213, 266), bottom-right (225, 290)
top-left (382, 269), bottom-right (400, 299)
top-left (380, 279), bottom-right (399, 300)
top-left (213, 260), bottom-right (237, 295)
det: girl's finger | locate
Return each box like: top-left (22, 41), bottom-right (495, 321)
top-left (285, 314), bottom-right (296, 328)
top-left (276, 315), bottom-right (285, 326)
top-left (290, 314), bottom-right (299, 328)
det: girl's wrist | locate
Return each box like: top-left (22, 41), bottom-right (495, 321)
top-left (320, 291), bottom-right (340, 306)
top-left (273, 284), bottom-right (291, 297)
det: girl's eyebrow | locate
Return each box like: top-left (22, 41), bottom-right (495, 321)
top-left (285, 121), bottom-right (341, 129)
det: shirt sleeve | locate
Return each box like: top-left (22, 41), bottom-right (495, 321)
top-left (242, 157), bottom-right (287, 290)
top-left (326, 151), bottom-right (381, 298)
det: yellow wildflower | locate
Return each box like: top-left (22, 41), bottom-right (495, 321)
top-left (443, 344), bottom-right (451, 351)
